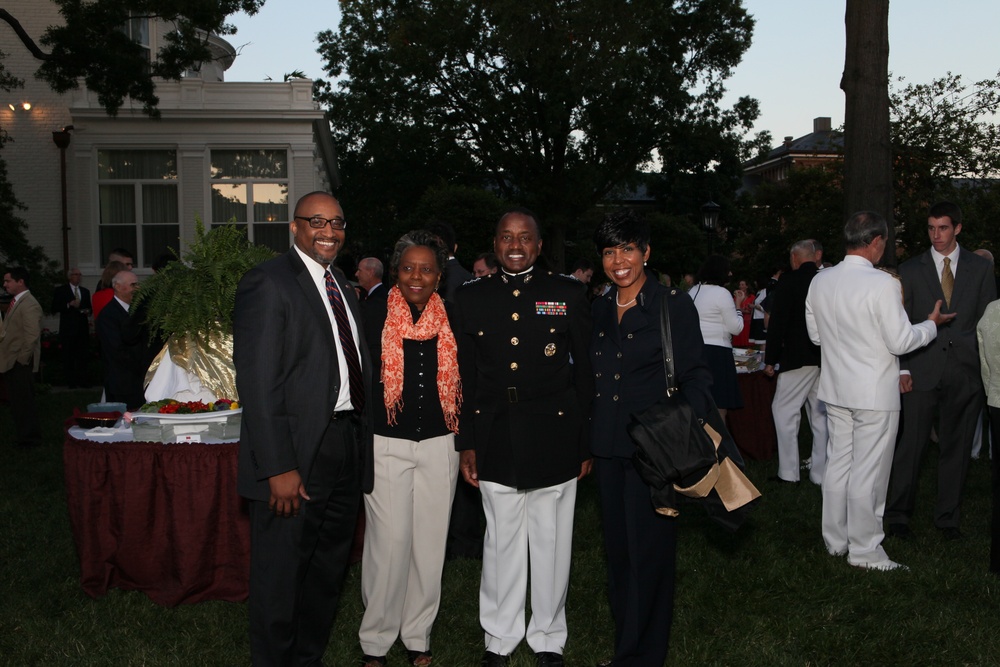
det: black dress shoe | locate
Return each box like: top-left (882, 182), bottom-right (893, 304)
top-left (887, 523), bottom-right (915, 540)
top-left (481, 651), bottom-right (510, 667)
top-left (535, 652), bottom-right (564, 667)
top-left (941, 527), bottom-right (964, 541)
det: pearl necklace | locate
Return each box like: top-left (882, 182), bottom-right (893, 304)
top-left (615, 293), bottom-right (637, 308)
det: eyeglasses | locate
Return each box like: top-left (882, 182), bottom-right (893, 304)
top-left (295, 215), bottom-right (347, 230)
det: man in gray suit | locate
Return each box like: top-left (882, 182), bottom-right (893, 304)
top-left (886, 201), bottom-right (997, 541)
top-left (234, 191), bottom-right (374, 666)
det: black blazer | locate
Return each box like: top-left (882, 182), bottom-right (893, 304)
top-left (95, 298), bottom-right (148, 409)
top-left (443, 257), bottom-right (472, 303)
top-left (233, 249), bottom-right (375, 501)
top-left (455, 270), bottom-right (594, 489)
top-left (51, 283), bottom-right (91, 340)
top-left (590, 274), bottom-right (713, 458)
top-left (900, 247), bottom-right (996, 390)
top-left (764, 262), bottom-right (821, 372)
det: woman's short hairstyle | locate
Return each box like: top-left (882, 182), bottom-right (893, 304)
top-left (388, 229), bottom-right (450, 283)
top-left (593, 209), bottom-right (650, 253)
top-left (696, 254), bottom-right (731, 286)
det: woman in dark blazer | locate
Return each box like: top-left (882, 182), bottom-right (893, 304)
top-left (590, 211), bottom-right (713, 667)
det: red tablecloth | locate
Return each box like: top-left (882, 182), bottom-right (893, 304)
top-left (727, 371), bottom-right (777, 461)
top-left (63, 429), bottom-right (250, 606)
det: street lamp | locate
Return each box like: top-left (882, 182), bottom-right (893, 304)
top-left (701, 200), bottom-right (721, 231)
top-left (53, 127), bottom-right (73, 272)
top-left (701, 200), bottom-right (721, 253)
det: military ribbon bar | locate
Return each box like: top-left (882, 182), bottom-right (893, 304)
top-left (535, 301), bottom-right (567, 315)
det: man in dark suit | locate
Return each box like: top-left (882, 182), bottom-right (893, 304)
top-left (95, 271), bottom-right (147, 409)
top-left (425, 221), bottom-right (483, 560)
top-left (233, 191), bottom-right (374, 666)
top-left (355, 256), bottom-right (388, 302)
top-left (886, 201), bottom-right (997, 541)
top-left (763, 239), bottom-right (827, 485)
top-left (454, 209), bottom-right (593, 667)
top-left (428, 221), bottom-right (473, 303)
top-left (51, 267), bottom-right (92, 388)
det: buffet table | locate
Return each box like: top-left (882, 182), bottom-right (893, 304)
top-left (63, 424), bottom-right (250, 606)
top-left (727, 371), bottom-right (778, 461)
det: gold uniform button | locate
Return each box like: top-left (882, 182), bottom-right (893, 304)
top-left (510, 362), bottom-right (519, 370)
top-left (627, 333), bottom-right (634, 339)
top-left (557, 410), bottom-right (565, 416)
top-left (614, 373), bottom-right (621, 380)
top-left (477, 331), bottom-right (484, 336)
top-left (513, 289), bottom-right (521, 297)
top-left (599, 331), bottom-right (605, 337)
top-left (512, 313), bottom-right (520, 321)
top-left (544, 343), bottom-right (556, 356)
top-left (613, 395), bottom-right (619, 401)
top-left (475, 409), bottom-right (481, 414)
top-left (511, 337), bottom-right (519, 345)
top-left (616, 352), bottom-right (622, 358)
top-left (595, 372), bottom-right (602, 378)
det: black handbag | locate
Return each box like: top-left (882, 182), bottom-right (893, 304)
top-left (628, 291), bottom-right (760, 529)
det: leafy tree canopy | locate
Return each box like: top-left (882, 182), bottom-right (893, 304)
top-left (734, 70), bottom-right (1000, 280)
top-left (5, 0), bottom-right (267, 117)
top-left (316, 0), bottom-right (761, 269)
top-left (891, 71), bottom-right (1000, 256)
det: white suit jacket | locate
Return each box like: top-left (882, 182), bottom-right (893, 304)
top-left (805, 255), bottom-right (937, 411)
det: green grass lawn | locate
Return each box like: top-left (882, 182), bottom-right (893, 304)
top-left (2, 389), bottom-right (997, 666)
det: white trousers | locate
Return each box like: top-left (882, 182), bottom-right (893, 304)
top-left (822, 404), bottom-right (898, 566)
top-left (359, 433), bottom-right (460, 656)
top-left (772, 366), bottom-right (828, 483)
top-left (479, 478), bottom-right (577, 656)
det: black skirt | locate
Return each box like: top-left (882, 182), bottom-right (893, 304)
top-left (703, 344), bottom-right (743, 409)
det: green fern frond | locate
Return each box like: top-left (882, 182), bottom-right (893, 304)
top-left (135, 216), bottom-right (278, 342)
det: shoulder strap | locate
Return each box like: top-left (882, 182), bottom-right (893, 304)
top-left (659, 292), bottom-right (678, 394)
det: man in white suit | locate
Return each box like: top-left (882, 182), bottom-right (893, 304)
top-left (806, 211), bottom-right (953, 571)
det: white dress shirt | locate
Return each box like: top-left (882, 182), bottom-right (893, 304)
top-left (293, 245), bottom-right (362, 412)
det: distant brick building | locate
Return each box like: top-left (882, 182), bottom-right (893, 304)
top-left (742, 117), bottom-right (843, 190)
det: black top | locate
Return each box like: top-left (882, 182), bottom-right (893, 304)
top-left (764, 262), bottom-right (821, 372)
top-left (362, 293), bottom-right (455, 442)
top-left (590, 272), bottom-right (713, 458)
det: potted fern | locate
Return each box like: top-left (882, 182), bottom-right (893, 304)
top-left (134, 219), bottom-right (277, 403)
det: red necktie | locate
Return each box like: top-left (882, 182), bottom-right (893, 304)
top-left (324, 270), bottom-right (365, 411)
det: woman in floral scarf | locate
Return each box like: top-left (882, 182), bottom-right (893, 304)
top-left (358, 230), bottom-right (461, 667)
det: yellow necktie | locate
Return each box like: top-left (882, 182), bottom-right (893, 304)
top-left (941, 257), bottom-right (954, 308)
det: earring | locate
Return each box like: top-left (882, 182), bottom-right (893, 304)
top-left (644, 261), bottom-right (648, 266)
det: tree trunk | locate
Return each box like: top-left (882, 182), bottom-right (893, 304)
top-left (841, 0), bottom-right (894, 265)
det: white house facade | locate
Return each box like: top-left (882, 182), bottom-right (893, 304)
top-left (1, 1), bottom-right (334, 288)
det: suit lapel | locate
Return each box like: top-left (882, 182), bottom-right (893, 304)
top-left (950, 248), bottom-right (975, 310)
top-left (287, 250), bottom-right (338, 348)
top-left (920, 252), bottom-right (946, 305)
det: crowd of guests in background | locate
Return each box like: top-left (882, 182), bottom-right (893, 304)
top-left (5, 195), bottom-right (1000, 666)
